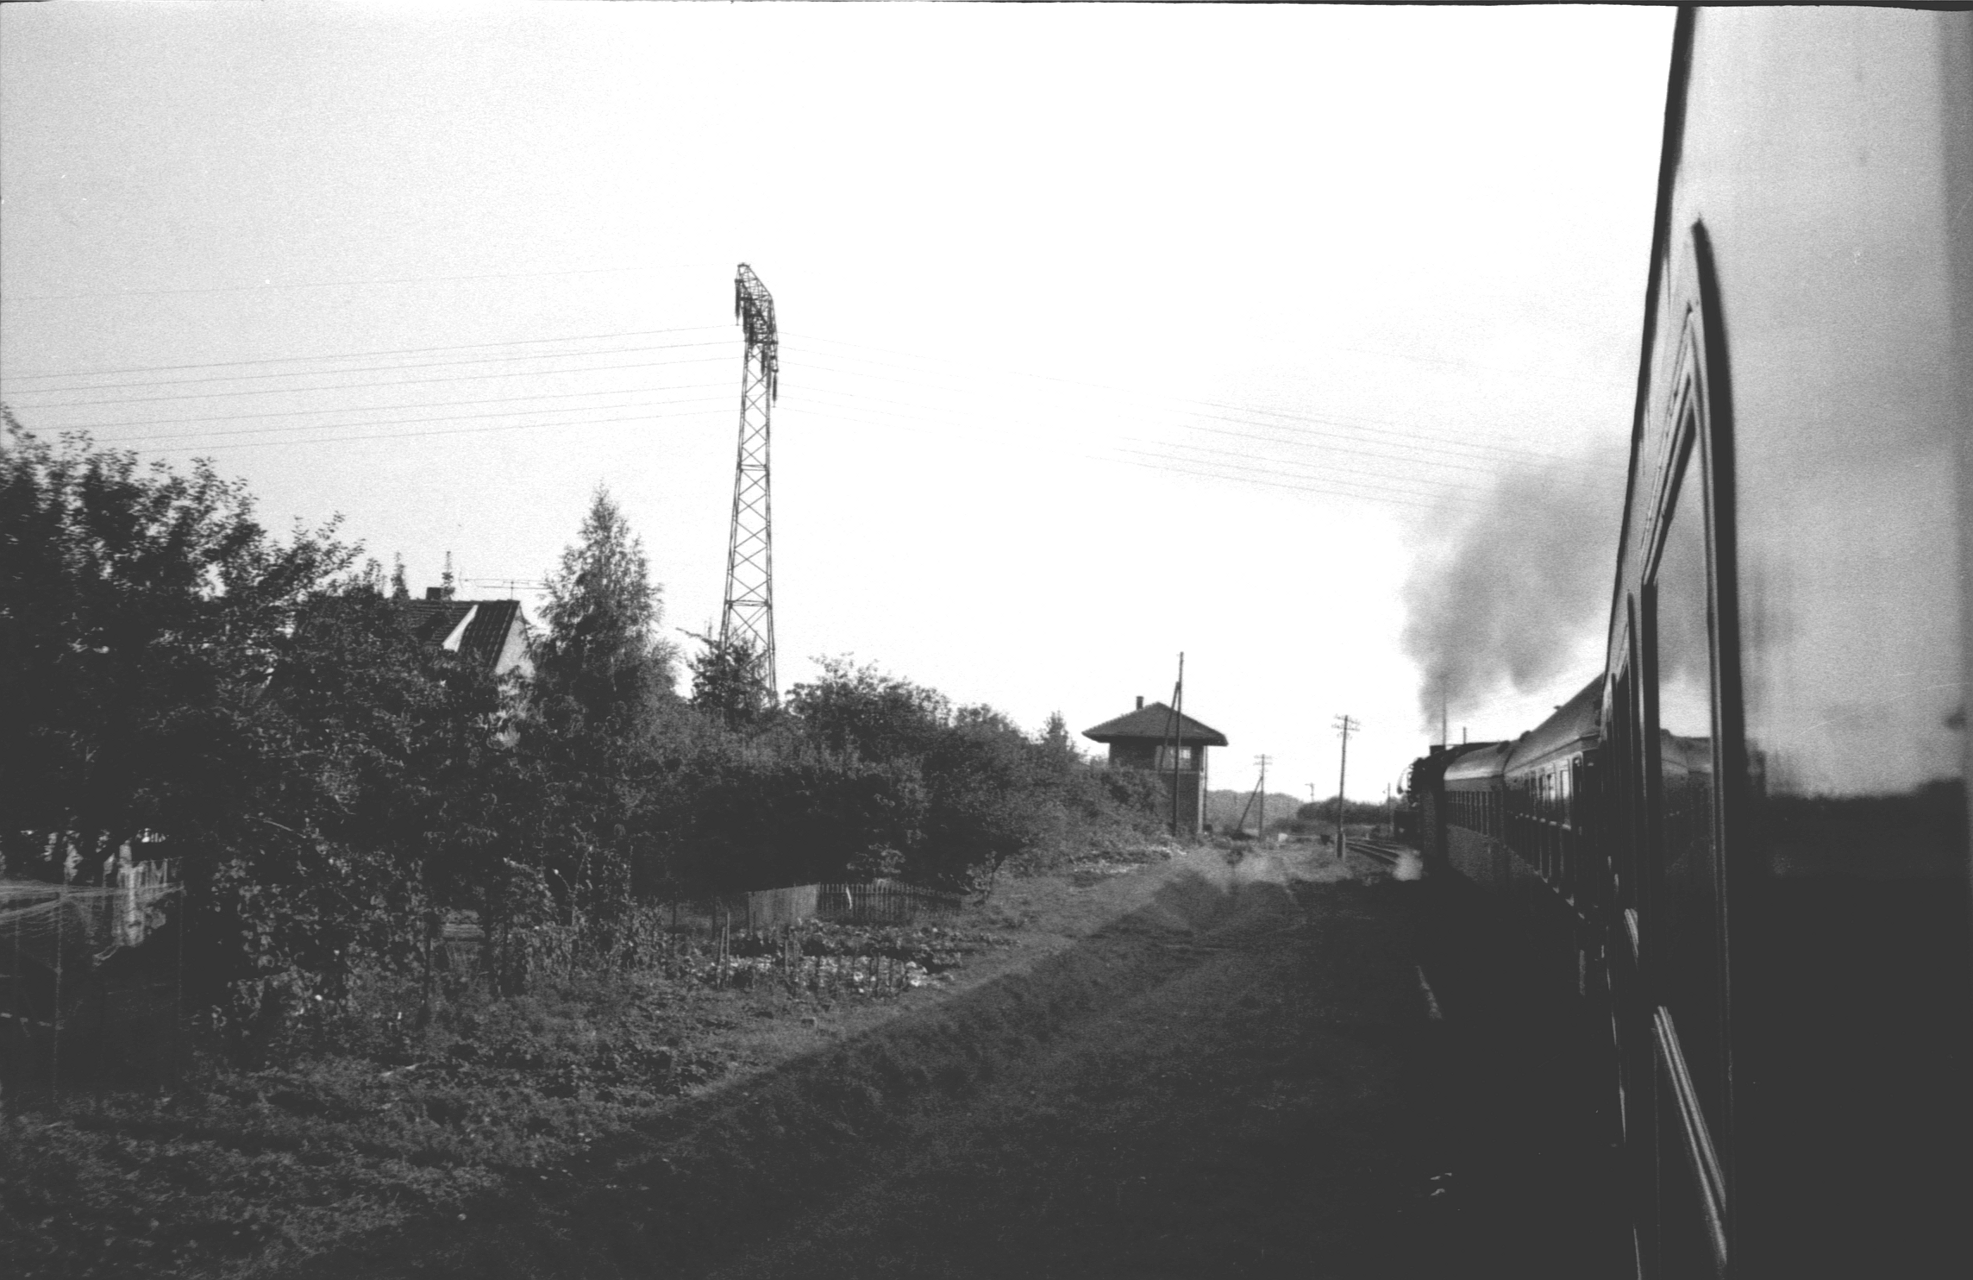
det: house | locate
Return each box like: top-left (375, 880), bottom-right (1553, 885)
top-left (1083, 696), bottom-right (1228, 836)
top-left (397, 583), bottom-right (533, 679)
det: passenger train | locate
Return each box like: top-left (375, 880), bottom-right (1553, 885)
top-left (1402, 10), bottom-right (1970, 1277)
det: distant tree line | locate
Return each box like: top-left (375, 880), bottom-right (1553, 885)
top-left (1292, 798), bottom-right (1393, 828)
top-left (0, 416), bottom-right (1162, 1051)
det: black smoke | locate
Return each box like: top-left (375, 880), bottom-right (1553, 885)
top-left (1400, 439), bottom-right (1627, 733)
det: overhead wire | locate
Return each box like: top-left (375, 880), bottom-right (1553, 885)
top-left (1111, 446), bottom-right (1485, 512)
top-left (781, 344), bottom-right (1618, 482)
top-left (80, 392), bottom-right (735, 450)
top-left (5, 260), bottom-right (705, 304)
top-left (1121, 440), bottom-right (1494, 508)
top-left (1100, 452), bottom-right (1473, 517)
top-left (774, 391), bottom-right (1482, 513)
top-left (781, 333), bottom-right (1624, 473)
top-left (3, 338), bottom-right (737, 399)
top-left (0, 323), bottom-right (732, 383)
top-left (3, 316), bottom-right (1622, 524)
top-left (4, 353), bottom-right (735, 410)
top-left (38, 379), bottom-right (735, 437)
top-left (779, 382), bottom-right (1487, 506)
top-left (128, 405), bottom-right (731, 457)
top-left (780, 373), bottom-right (1591, 503)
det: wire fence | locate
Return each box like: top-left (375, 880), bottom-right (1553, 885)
top-left (1, 863), bottom-right (185, 1103)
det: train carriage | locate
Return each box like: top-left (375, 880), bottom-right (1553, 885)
top-left (1404, 10), bottom-right (1971, 1276)
top-left (1606, 8), bottom-right (1970, 1276)
top-left (1442, 741), bottom-right (1510, 889)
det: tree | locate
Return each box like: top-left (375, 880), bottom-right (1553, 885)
top-left (0, 418), bottom-right (356, 880)
top-left (520, 487), bottom-right (679, 928)
top-left (686, 629), bottom-right (773, 729)
top-left (785, 657), bottom-right (950, 762)
top-left (533, 485), bottom-right (675, 731)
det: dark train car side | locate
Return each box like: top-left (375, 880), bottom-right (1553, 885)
top-left (1404, 10), bottom-right (1971, 1278)
top-left (1601, 9), bottom-right (1970, 1276)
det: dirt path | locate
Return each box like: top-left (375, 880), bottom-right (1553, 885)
top-left (302, 846), bottom-right (1611, 1279)
top-left (692, 846), bottom-right (1445, 1280)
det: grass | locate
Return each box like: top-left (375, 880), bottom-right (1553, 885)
top-left (0, 917), bottom-right (1018, 1280)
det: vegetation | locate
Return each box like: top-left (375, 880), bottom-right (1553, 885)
top-left (0, 417), bottom-right (1165, 1059)
top-left (0, 414), bottom-right (1179, 1275)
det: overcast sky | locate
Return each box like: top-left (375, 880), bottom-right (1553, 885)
top-left (1, 4), bottom-right (1675, 805)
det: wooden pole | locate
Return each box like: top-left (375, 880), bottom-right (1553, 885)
top-left (1170, 653), bottom-right (1186, 837)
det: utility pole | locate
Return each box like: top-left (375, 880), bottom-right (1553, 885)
top-left (1333, 715), bottom-right (1358, 860)
top-left (1160, 650), bottom-right (1175, 840)
top-left (722, 264), bottom-right (780, 702)
top-left (1253, 755), bottom-right (1271, 838)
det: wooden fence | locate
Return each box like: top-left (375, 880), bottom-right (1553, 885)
top-left (703, 881), bottom-right (961, 932)
top-left (814, 881), bottom-right (961, 925)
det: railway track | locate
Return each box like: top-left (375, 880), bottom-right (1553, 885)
top-left (1345, 837), bottom-right (1411, 867)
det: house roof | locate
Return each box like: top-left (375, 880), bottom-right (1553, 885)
top-left (1082, 701), bottom-right (1229, 746)
top-left (397, 598), bottom-right (526, 671)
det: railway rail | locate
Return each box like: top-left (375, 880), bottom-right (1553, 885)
top-left (1345, 837), bottom-right (1409, 868)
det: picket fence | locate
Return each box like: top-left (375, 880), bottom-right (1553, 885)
top-left (707, 880), bottom-right (961, 932)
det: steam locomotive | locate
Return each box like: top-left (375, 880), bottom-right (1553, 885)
top-left (1403, 10), bottom-right (1970, 1277)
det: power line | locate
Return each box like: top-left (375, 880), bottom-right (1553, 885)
top-left (0, 323), bottom-right (732, 384)
top-left (1110, 445), bottom-right (1488, 511)
top-left (782, 345), bottom-right (1621, 479)
top-left (1133, 431), bottom-right (1596, 499)
top-left (4, 260), bottom-right (705, 304)
top-left (782, 381), bottom-right (1580, 497)
top-left (74, 392), bottom-right (734, 450)
top-left (128, 406), bottom-right (729, 457)
top-left (5, 353), bottom-right (735, 410)
top-left (37, 379), bottom-right (734, 436)
top-left (783, 326), bottom-right (1621, 396)
top-left (1096, 452), bottom-right (1475, 517)
top-left (3, 338), bottom-right (736, 399)
top-left (1115, 441), bottom-right (1486, 506)
top-left (781, 334), bottom-right (1624, 472)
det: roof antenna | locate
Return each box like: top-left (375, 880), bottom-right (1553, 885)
top-left (442, 551), bottom-right (455, 600)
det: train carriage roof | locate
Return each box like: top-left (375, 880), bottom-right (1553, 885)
top-left (1444, 740), bottom-right (1512, 787)
top-left (1505, 678), bottom-right (1603, 774)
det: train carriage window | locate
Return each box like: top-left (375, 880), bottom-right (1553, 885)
top-left (1649, 420), bottom-right (1729, 1167)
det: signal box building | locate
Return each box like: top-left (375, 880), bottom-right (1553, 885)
top-left (1083, 697), bottom-right (1228, 836)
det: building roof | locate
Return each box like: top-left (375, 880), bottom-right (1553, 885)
top-left (397, 598), bottom-right (526, 671)
top-left (1082, 701), bottom-right (1229, 746)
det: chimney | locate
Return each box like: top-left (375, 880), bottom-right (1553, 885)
top-left (426, 587), bottom-right (444, 601)
top-left (1136, 695), bottom-right (1144, 710)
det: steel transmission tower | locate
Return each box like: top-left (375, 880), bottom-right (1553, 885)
top-left (721, 264), bottom-right (780, 701)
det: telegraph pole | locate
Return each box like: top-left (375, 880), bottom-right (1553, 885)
top-left (1160, 654), bottom-right (1175, 832)
top-left (1333, 715), bottom-right (1358, 860)
top-left (1253, 755), bottom-right (1271, 838)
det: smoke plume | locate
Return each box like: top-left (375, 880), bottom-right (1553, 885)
top-left (1400, 439), bottom-right (1628, 733)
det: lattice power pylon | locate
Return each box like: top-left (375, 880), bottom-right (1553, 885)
top-left (721, 263), bottom-right (780, 701)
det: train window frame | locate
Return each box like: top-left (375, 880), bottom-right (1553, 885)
top-left (1637, 220), bottom-right (1746, 1271)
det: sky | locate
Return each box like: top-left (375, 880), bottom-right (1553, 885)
top-left (0, 4), bottom-right (1676, 805)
